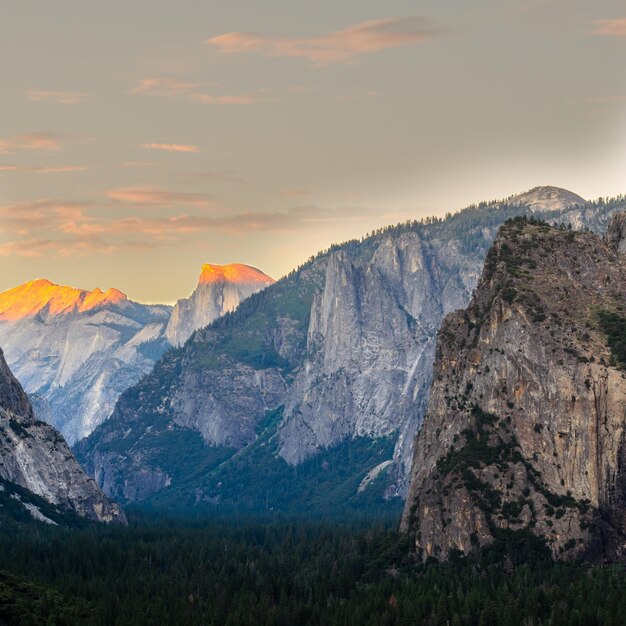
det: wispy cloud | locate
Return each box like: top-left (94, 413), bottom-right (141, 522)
top-left (0, 164), bottom-right (88, 174)
top-left (204, 204), bottom-right (382, 233)
top-left (142, 142), bottom-right (201, 153)
top-left (175, 170), bottom-right (244, 183)
top-left (0, 237), bottom-right (114, 258)
top-left (205, 17), bottom-right (439, 66)
top-left (130, 77), bottom-right (207, 96)
top-left (26, 89), bottom-right (89, 104)
top-left (0, 196), bottom-right (385, 258)
top-left (0, 132), bottom-right (70, 154)
top-left (106, 187), bottom-right (215, 207)
top-left (132, 77), bottom-right (270, 105)
top-left (592, 18), bottom-right (626, 37)
top-left (189, 91), bottom-right (272, 105)
top-left (0, 198), bottom-right (215, 257)
top-left (119, 161), bottom-right (161, 168)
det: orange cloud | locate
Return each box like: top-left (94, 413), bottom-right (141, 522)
top-left (0, 237), bottom-right (114, 258)
top-left (0, 198), bottom-right (216, 257)
top-left (132, 78), bottom-right (271, 106)
top-left (189, 92), bottom-right (271, 105)
top-left (130, 78), bottom-right (206, 96)
top-left (27, 90), bottom-right (89, 104)
top-left (0, 165), bottom-right (88, 174)
top-left (0, 194), bottom-right (384, 259)
top-left (0, 200), bottom-right (92, 235)
top-left (142, 143), bottom-right (201, 153)
top-left (61, 215), bottom-right (214, 238)
top-left (0, 132), bottom-right (68, 154)
top-left (592, 19), bottom-right (626, 37)
top-left (205, 17), bottom-right (439, 65)
top-left (106, 187), bottom-right (215, 207)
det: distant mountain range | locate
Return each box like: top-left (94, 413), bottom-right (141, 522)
top-left (75, 186), bottom-right (626, 513)
top-left (0, 265), bottom-right (273, 444)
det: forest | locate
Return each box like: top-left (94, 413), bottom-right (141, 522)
top-left (1, 509), bottom-right (626, 625)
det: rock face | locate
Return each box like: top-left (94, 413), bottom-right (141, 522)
top-left (165, 264), bottom-right (275, 347)
top-left (0, 347), bottom-right (125, 523)
top-left (0, 279), bottom-right (171, 444)
top-left (401, 215), bottom-right (626, 562)
top-left (606, 211), bottom-right (626, 254)
top-left (78, 189), bottom-right (626, 510)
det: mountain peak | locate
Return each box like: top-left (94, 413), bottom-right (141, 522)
top-left (0, 279), bottom-right (127, 321)
top-left (510, 186), bottom-right (586, 212)
top-left (198, 263), bottom-right (274, 287)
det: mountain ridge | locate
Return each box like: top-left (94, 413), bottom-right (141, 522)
top-left (77, 188), bottom-right (626, 512)
top-left (0, 279), bottom-right (127, 321)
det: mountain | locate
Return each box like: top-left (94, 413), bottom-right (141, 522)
top-left (76, 188), bottom-right (626, 512)
top-left (0, 347), bottom-right (125, 524)
top-left (0, 279), bottom-right (172, 444)
top-left (509, 185), bottom-right (587, 212)
top-left (401, 213), bottom-right (626, 562)
top-left (165, 264), bottom-right (274, 347)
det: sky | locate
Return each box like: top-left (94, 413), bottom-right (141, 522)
top-left (1, 0), bottom-right (625, 303)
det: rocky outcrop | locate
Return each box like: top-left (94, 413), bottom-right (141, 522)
top-left (165, 264), bottom-right (274, 347)
top-left (401, 215), bottom-right (626, 562)
top-left (606, 211), bottom-right (626, 254)
top-left (0, 280), bottom-right (171, 444)
top-left (0, 348), bottom-right (125, 523)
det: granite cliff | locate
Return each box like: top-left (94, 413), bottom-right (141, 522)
top-left (401, 213), bottom-right (626, 562)
top-left (165, 264), bottom-right (274, 347)
top-left (0, 347), bottom-right (125, 523)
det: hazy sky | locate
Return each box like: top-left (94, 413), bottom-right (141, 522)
top-left (1, 0), bottom-right (625, 303)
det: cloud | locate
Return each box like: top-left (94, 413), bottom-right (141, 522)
top-left (130, 78), bottom-right (207, 96)
top-left (592, 19), bottom-right (626, 37)
top-left (0, 164), bottom-right (88, 174)
top-left (119, 161), bottom-right (161, 168)
top-left (188, 91), bottom-right (272, 105)
top-left (132, 77), bottom-right (270, 105)
top-left (61, 215), bottom-right (215, 238)
top-left (0, 236), bottom-right (114, 258)
top-left (0, 200), bottom-right (92, 235)
top-left (205, 204), bottom-right (382, 234)
top-left (0, 198), bottom-right (215, 257)
top-left (142, 142), bottom-right (201, 153)
top-left (205, 17), bottom-right (439, 66)
top-left (175, 170), bottom-right (244, 183)
top-left (106, 187), bottom-right (215, 207)
top-left (0, 132), bottom-right (70, 154)
top-left (27, 90), bottom-right (89, 104)
top-left (0, 196), bottom-right (384, 259)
